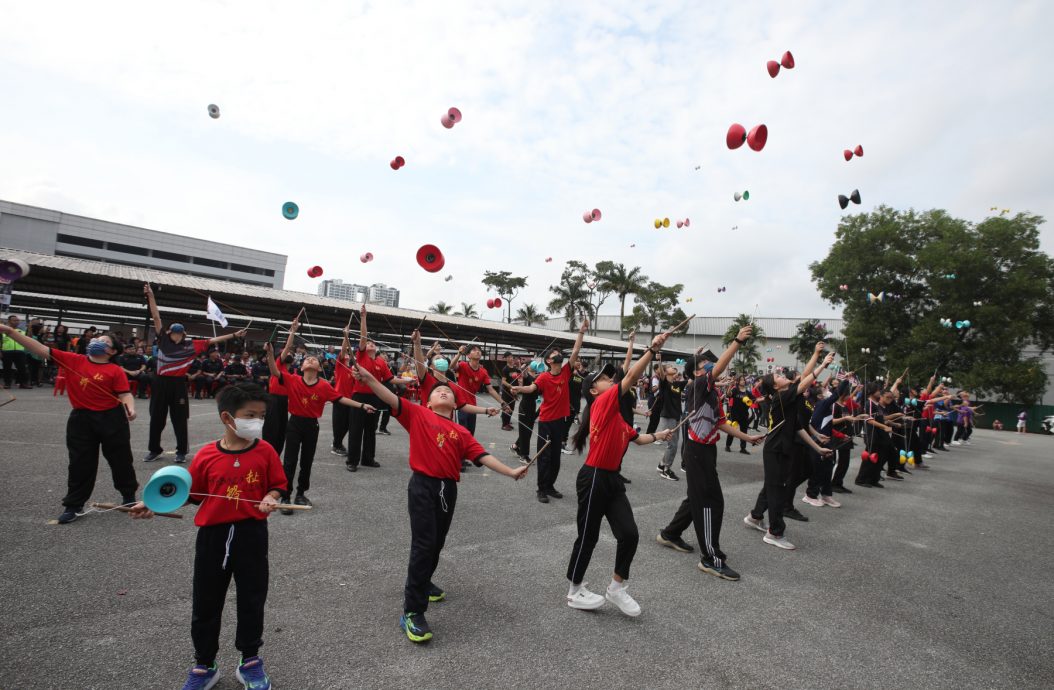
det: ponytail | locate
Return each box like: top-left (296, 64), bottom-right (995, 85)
top-left (571, 397), bottom-right (594, 454)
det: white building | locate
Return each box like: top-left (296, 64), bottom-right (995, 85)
top-left (0, 200), bottom-right (286, 288)
top-left (318, 279), bottom-right (400, 307)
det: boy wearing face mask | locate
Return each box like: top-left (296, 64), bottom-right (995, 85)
top-left (129, 383), bottom-right (286, 690)
top-left (0, 324), bottom-right (138, 524)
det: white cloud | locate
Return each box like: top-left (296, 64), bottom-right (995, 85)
top-left (1, 0), bottom-right (1051, 320)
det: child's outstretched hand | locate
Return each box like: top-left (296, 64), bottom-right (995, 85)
top-left (127, 501), bottom-right (155, 519)
top-left (258, 494), bottom-right (280, 514)
top-left (510, 465), bottom-right (529, 481)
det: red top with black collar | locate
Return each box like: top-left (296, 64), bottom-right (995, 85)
top-left (50, 348), bottom-right (130, 411)
top-left (455, 361), bottom-right (492, 405)
top-left (535, 366), bottom-right (571, 422)
top-left (352, 350), bottom-right (393, 395)
top-left (585, 385), bottom-right (640, 471)
top-left (392, 399), bottom-right (487, 481)
top-left (189, 439), bottom-right (288, 527)
top-left (278, 371), bottom-right (342, 418)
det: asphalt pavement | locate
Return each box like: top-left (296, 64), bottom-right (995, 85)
top-left (1, 387), bottom-right (1052, 689)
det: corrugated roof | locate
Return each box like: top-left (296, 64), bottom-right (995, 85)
top-left (543, 315), bottom-right (845, 339)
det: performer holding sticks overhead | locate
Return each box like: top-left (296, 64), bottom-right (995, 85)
top-left (0, 323), bottom-right (138, 525)
top-left (511, 319), bottom-right (588, 504)
top-left (346, 305), bottom-right (394, 471)
top-left (564, 330), bottom-right (677, 617)
top-left (143, 283), bottom-right (247, 464)
top-left (655, 326), bottom-right (765, 581)
top-left (351, 356), bottom-right (528, 644)
top-left (744, 342), bottom-right (834, 551)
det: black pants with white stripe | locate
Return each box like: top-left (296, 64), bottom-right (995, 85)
top-left (661, 442), bottom-right (727, 566)
top-left (567, 465), bottom-right (639, 584)
top-left (283, 414), bottom-right (318, 497)
top-left (192, 520), bottom-right (268, 667)
top-left (405, 472), bottom-right (457, 614)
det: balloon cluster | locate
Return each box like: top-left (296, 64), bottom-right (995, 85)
top-left (727, 123), bottom-right (768, 152)
top-left (838, 189), bottom-right (862, 210)
top-left (733, 191), bottom-right (751, 202)
top-left (440, 107), bottom-right (463, 129)
top-left (390, 156), bottom-right (406, 170)
top-left (582, 209), bottom-right (602, 223)
top-left (766, 51), bottom-right (795, 78)
top-left (843, 145), bottom-right (864, 161)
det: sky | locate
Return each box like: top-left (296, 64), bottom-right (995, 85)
top-left (1, 0), bottom-right (1051, 321)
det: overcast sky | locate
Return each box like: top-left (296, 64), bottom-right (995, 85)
top-left (1, 1), bottom-right (1051, 320)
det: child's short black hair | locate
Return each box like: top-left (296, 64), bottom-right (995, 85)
top-left (216, 382), bottom-right (268, 416)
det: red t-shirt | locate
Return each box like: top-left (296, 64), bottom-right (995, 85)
top-left (352, 350), bottom-right (393, 395)
top-left (920, 392), bottom-right (934, 420)
top-left (585, 386), bottom-right (639, 471)
top-left (333, 356), bottom-right (354, 397)
top-left (51, 348), bottom-right (129, 411)
top-left (268, 374), bottom-right (287, 396)
top-left (189, 439), bottom-right (288, 527)
top-left (455, 361), bottom-right (492, 406)
top-left (279, 372), bottom-right (341, 418)
top-left (392, 399), bottom-right (487, 481)
top-left (535, 366), bottom-right (571, 422)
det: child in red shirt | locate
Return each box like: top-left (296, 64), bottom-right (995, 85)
top-left (346, 305), bottom-right (394, 470)
top-left (565, 332), bottom-right (675, 617)
top-left (130, 383), bottom-right (286, 690)
top-left (0, 324), bottom-right (138, 525)
top-left (352, 359), bottom-right (527, 645)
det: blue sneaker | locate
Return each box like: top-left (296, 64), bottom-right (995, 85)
top-left (235, 656), bottom-right (270, 689)
top-left (400, 612), bottom-right (433, 643)
top-left (181, 664), bottom-right (219, 690)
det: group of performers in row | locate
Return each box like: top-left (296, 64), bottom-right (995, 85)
top-left (0, 285), bottom-right (983, 690)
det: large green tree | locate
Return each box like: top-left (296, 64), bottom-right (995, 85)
top-left (623, 281), bottom-right (686, 340)
top-left (548, 268), bottom-right (593, 332)
top-left (810, 207), bottom-right (1054, 404)
top-left (482, 271), bottom-right (528, 324)
top-left (597, 262), bottom-right (649, 338)
top-left (789, 319), bottom-right (842, 365)
top-left (722, 314), bottom-right (767, 373)
top-left (515, 303), bottom-right (547, 327)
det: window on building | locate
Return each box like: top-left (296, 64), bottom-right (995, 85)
top-left (192, 256), bottom-right (229, 269)
top-left (56, 233), bottom-right (105, 249)
top-left (229, 263), bottom-right (276, 277)
top-left (106, 241), bottom-right (150, 256)
top-left (152, 250), bottom-right (190, 263)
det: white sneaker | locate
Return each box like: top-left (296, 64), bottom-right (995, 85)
top-left (763, 531), bottom-right (796, 550)
top-left (821, 495), bottom-right (841, 508)
top-left (922, 453), bottom-right (934, 459)
top-left (567, 585), bottom-right (605, 610)
top-left (743, 514), bottom-right (767, 532)
top-left (801, 495), bottom-right (824, 507)
top-left (964, 441), bottom-right (972, 445)
top-left (605, 583), bottom-right (642, 617)
top-left (952, 440), bottom-right (962, 446)
top-left (560, 447), bottom-right (573, 455)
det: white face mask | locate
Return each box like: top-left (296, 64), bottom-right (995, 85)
top-left (227, 417), bottom-right (264, 441)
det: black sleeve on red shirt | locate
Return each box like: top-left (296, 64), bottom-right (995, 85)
top-left (391, 397), bottom-right (404, 418)
top-left (472, 452), bottom-right (488, 466)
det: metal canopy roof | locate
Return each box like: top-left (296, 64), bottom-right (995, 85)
top-left (2, 248), bottom-right (692, 357)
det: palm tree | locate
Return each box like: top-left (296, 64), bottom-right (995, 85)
top-left (548, 280), bottom-right (592, 332)
top-left (515, 304), bottom-right (547, 327)
top-left (722, 313), bottom-right (766, 373)
top-left (430, 301), bottom-right (453, 315)
top-left (454, 302), bottom-right (479, 318)
top-left (789, 319), bottom-right (842, 364)
top-left (598, 263), bottom-right (648, 338)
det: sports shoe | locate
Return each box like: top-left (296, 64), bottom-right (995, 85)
top-left (951, 440), bottom-right (962, 446)
top-left (174, 453), bottom-right (187, 464)
top-left (57, 507), bottom-right (82, 524)
top-left (821, 495), bottom-right (841, 508)
top-left (235, 656), bottom-right (270, 690)
top-left (400, 612), bottom-right (432, 643)
top-left (763, 532), bottom-right (796, 550)
top-left (831, 485), bottom-right (853, 494)
top-left (143, 451), bottom-right (164, 462)
top-left (801, 495), bottom-right (824, 507)
top-left (739, 449), bottom-right (751, 455)
top-left (279, 497), bottom-right (294, 516)
top-left (537, 491), bottom-right (550, 504)
top-left (567, 585), bottom-right (605, 610)
top-left (378, 429), bottom-right (391, 436)
top-left (293, 494), bottom-right (312, 507)
top-left (656, 532), bottom-right (694, 553)
top-left (885, 472), bottom-right (904, 481)
top-left (605, 583), bottom-right (642, 617)
top-left (560, 447), bottom-right (573, 455)
top-left (784, 508), bottom-right (809, 522)
top-left (501, 425), bottom-right (514, 431)
top-left (663, 467), bottom-right (680, 481)
top-left (331, 445), bottom-right (348, 456)
top-left (346, 463), bottom-right (359, 472)
top-left (362, 460), bottom-right (381, 468)
top-left (922, 453), bottom-right (934, 459)
top-left (743, 514), bottom-right (767, 532)
top-left (698, 558), bottom-right (741, 581)
top-left (181, 664), bottom-right (219, 690)
top-left (546, 488), bottom-right (564, 499)
top-left (428, 584), bottom-right (446, 602)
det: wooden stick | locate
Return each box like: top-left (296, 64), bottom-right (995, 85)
top-left (278, 503), bottom-right (313, 511)
top-left (91, 502), bottom-right (183, 519)
top-left (762, 419), bottom-right (786, 437)
top-left (523, 440), bottom-right (552, 469)
top-left (668, 313), bottom-right (696, 334)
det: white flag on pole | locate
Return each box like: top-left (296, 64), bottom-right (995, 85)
top-left (206, 296), bottom-right (228, 328)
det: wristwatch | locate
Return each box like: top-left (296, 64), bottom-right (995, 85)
top-left (734, 337), bottom-right (746, 345)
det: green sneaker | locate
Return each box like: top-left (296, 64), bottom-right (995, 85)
top-left (400, 612), bottom-right (433, 643)
top-left (427, 585), bottom-right (445, 603)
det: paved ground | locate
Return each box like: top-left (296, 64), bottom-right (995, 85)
top-left (1, 387), bottom-right (1053, 689)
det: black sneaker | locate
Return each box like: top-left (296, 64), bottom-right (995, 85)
top-left (656, 532), bottom-right (694, 553)
top-left (174, 453), bottom-right (187, 464)
top-left (831, 485), bottom-right (853, 494)
top-left (659, 467), bottom-right (679, 481)
top-left (537, 491), bottom-right (550, 504)
top-left (142, 451), bottom-right (163, 463)
top-left (900, 467), bottom-right (912, 474)
top-left (886, 472), bottom-right (904, 481)
top-left (346, 463), bottom-right (359, 473)
top-left (427, 585), bottom-right (446, 603)
top-left (739, 449), bottom-right (751, 455)
top-left (698, 558), bottom-right (741, 581)
top-left (546, 488), bottom-right (563, 499)
top-left (331, 446), bottom-right (348, 456)
top-left (57, 507), bottom-right (82, 524)
top-left (294, 494), bottom-right (312, 507)
top-left (280, 497), bottom-right (294, 515)
top-left (362, 460), bottom-right (381, 468)
top-left (854, 480), bottom-right (871, 488)
top-left (869, 481), bottom-right (885, 489)
top-left (784, 507), bottom-right (809, 522)
top-left (378, 429), bottom-right (391, 436)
